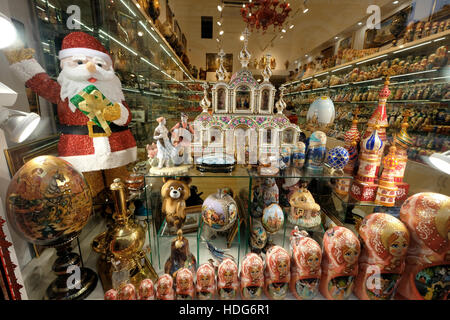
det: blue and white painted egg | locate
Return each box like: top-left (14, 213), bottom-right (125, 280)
top-left (327, 146), bottom-right (349, 170)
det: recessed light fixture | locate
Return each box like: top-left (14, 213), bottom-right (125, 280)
top-left (393, 1), bottom-right (399, 4)
top-left (335, 36), bottom-right (339, 40)
top-left (305, 54), bottom-right (308, 57)
top-left (290, 24), bottom-right (294, 29)
top-left (240, 35), bottom-right (245, 41)
top-left (358, 22), bottom-right (363, 26)
top-left (219, 30), bottom-right (224, 35)
top-left (217, 5), bottom-right (223, 12)
top-left (280, 36), bottom-right (284, 39)
top-left (216, 38), bottom-right (220, 42)
top-left (137, 31), bottom-right (143, 37)
top-left (282, 29), bottom-right (286, 33)
top-left (217, 21), bottom-right (222, 26)
top-left (302, 0), bottom-right (309, 13)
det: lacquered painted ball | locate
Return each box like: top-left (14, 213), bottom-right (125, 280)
top-left (327, 146), bottom-right (350, 170)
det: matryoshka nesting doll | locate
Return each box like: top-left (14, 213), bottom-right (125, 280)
top-left (305, 131), bottom-right (327, 173)
top-left (291, 142), bottom-right (306, 168)
top-left (264, 245), bottom-right (291, 300)
top-left (354, 213), bottom-right (410, 300)
top-left (156, 274), bottom-right (175, 300)
top-left (252, 178), bottom-right (279, 218)
top-left (240, 253), bottom-right (264, 300)
top-left (217, 258), bottom-right (239, 300)
top-left (397, 193), bottom-right (449, 300)
top-left (176, 268), bottom-right (195, 300)
top-left (319, 226), bottom-right (361, 300)
top-left (196, 263), bottom-right (216, 300)
top-left (290, 227), bottom-right (322, 300)
top-left (118, 283), bottom-right (136, 300)
top-left (104, 289), bottom-right (118, 300)
top-left (139, 279), bottom-right (155, 300)
top-left (288, 185), bottom-right (321, 229)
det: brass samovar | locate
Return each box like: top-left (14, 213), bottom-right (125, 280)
top-left (92, 178), bottom-right (157, 291)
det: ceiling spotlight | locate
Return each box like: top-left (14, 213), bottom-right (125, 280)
top-left (281, 29), bottom-right (286, 33)
top-left (302, 0), bottom-right (309, 13)
top-left (240, 35), bottom-right (245, 41)
top-left (358, 22), bottom-right (363, 26)
top-left (217, 20), bottom-right (222, 26)
top-left (217, 5), bottom-right (223, 12)
top-left (138, 31), bottom-right (144, 37)
top-left (216, 38), bottom-right (220, 42)
top-left (257, 78), bottom-right (262, 82)
top-left (393, 0), bottom-right (399, 4)
top-left (305, 54), bottom-right (308, 57)
top-left (290, 24), bottom-right (294, 29)
top-left (219, 30), bottom-right (224, 35)
top-left (335, 36), bottom-right (339, 40)
top-left (280, 36), bottom-right (284, 39)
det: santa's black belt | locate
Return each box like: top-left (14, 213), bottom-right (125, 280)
top-left (59, 123), bottom-right (129, 135)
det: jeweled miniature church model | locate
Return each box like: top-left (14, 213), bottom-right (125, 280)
top-left (193, 29), bottom-right (302, 165)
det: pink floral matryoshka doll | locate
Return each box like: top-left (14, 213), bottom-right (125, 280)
top-left (354, 213), bottom-right (410, 300)
top-left (139, 279), bottom-right (155, 300)
top-left (319, 226), bottom-right (361, 300)
top-left (104, 289), bottom-right (118, 300)
top-left (217, 258), bottom-right (239, 300)
top-left (240, 253), bottom-right (264, 300)
top-left (264, 245), bottom-right (291, 300)
top-left (397, 193), bottom-right (449, 300)
top-left (290, 227), bottom-right (322, 300)
top-left (176, 268), bottom-right (195, 300)
top-left (118, 283), bottom-right (136, 300)
top-left (196, 263), bottom-right (216, 300)
top-left (156, 274), bottom-right (175, 300)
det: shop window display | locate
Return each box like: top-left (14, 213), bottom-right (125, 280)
top-left (0, 0), bottom-right (448, 303)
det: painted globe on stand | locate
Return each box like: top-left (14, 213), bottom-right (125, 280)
top-left (202, 189), bottom-right (238, 232)
top-left (326, 146), bottom-right (350, 173)
top-left (5, 155), bottom-right (97, 300)
top-left (6, 155), bottom-right (92, 246)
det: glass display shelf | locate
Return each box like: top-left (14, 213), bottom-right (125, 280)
top-left (247, 166), bottom-right (354, 180)
top-left (145, 164), bottom-right (251, 179)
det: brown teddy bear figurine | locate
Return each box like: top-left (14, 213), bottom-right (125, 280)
top-left (161, 177), bottom-right (192, 231)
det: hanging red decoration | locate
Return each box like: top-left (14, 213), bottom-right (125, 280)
top-left (241, 0), bottom-right (292, 32)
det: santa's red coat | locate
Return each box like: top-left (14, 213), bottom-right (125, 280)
top-left (11, 59), bottom-right (137, 173)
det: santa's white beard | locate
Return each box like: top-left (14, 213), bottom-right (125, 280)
top-left (58, 66), bottom-right (125, 112)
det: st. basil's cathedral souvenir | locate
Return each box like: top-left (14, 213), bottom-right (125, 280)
top-left (290, 227), bottom-right (322, 300)
top-left (217, 258), bottom-right (239, 300)
top-left (375, 146), bottom-right (399, 207)
top-left (288, 184), bottom-right (321, 229)
top-left (156, 274), bottom-right (175, 300)
top-left (350, 125), bottom-right (384, 202)
top-left (176, 268), bottom-right (195, 300)
top-left (305, 131), bottom-right (327, 173)
top-left (335, 110), bottom-right (360, 197)
top-left (397, 193), bottom-right (449, 300)
top-left (240, 253), bottom-right (264, 300)
top-left (354, 213), bottom-right (410, 300)
top-left (392, 110), bottom-right (413, 202)
top-left (6, 32), bottom-right (137, 197)
top-left (264, 245), bottom-right (291, 300)
top-left (192, 28), bottom-right (302, 169)
top-left (320, 226), bottom-right (361, 300)
top-left (196, 263), bottom-right (216, 300)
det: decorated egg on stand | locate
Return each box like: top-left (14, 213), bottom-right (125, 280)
top-left (307, 96), bottom-right (336, 128)
top-left (202, 189), bottom-right (238, 239)
top-left (249, 220), bottom-right (268, 253)
top-left (262, 203), bottom-right (285, 246)
top-left (326, 146), bottom-right (350, 174)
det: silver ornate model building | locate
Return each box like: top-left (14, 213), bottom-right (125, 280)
top-left (193, 28), bottom-right (302, 171)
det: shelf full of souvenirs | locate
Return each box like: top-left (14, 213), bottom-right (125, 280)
top-left (3, 25), bottom-right (448, 302)
top-left (282, 26), bottom-right (450, 166)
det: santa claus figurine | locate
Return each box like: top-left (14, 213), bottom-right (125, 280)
top-left (4, 32), bottom-right (137, 197)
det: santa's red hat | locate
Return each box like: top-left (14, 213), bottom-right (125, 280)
top-left (58, 32), bottom-right (112, 65)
